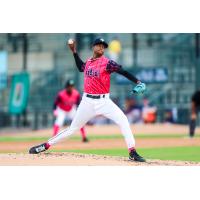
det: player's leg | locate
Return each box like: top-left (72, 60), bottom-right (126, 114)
top-left (29, 99), bottom-right (95, 154)
top-left (53, 108), bottom-right (66, 136)
top-left (53, 124), bottom-right (59, 136)
top-left (80, 127), bottom-right (88, 142)
top-left (189, 102), bottom-right (197, 138)
top-left (100, 99), bottom-right (145, 162)
top-left (100, 99), bottom-right (135, 149)
top-left (69, 106), bottom-right (88, 142)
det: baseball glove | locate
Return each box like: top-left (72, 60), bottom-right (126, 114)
top-left (132, 82), bottom-right (146, 94)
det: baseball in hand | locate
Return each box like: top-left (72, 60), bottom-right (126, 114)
top-left (68, 39), bottom-right (74, 45)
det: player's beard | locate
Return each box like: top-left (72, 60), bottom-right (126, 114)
top-left (93, 51), bottom-right (104, 58)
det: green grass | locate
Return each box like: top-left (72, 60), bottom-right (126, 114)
top-left (0, 136), bottom-right (50, 142)
top-left (0, 133), bottom-right (198, 142)
top-left (51, 146), bottom-right (200, 162)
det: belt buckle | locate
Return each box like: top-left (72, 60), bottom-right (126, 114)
top-left (95, 95), bottom-right (100, 99)
top-left (86, 94), bottom-right (105, 99)
top-left (86, 94), bottom-right (100, 99)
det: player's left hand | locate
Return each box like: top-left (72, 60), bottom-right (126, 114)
top-left (132, 82), bottom-right (146, 94)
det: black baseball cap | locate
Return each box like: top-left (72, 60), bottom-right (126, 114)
top-left (92, 38), bottom-right (108, 48)
top-left (65, 79), bottom-right (74, 87)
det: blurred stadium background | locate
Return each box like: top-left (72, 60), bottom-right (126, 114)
top-left (0, 33), bottom-right (200, 130)
top-left (0, 33), bottom-right (200, 164)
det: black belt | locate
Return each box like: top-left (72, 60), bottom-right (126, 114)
top-left (86, 94), bottom-right (105, 99)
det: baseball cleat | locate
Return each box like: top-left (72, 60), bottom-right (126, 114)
top-left (129, 149), bottom-right (146, 162)
top-left (82, 137), bottom-right (89, 143)
top-left (29, 143), bottom-right (49, 154)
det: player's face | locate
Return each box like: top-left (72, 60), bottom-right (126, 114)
top-left (66, 86), bottom-right (73, 93)
top-left (93, 44), bottom-right (105, 57)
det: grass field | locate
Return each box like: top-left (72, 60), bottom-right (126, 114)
top-left (54, 146), bottom-right (200, 162)
top-left (0, 133), bottom-right (199, 142)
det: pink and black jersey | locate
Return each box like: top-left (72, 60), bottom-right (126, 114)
top-left (54, 89), bottom-right (80, 112)
top-left (82, 56), bottom-right (121, 94)
top-left (73, 52), bottom-right (139, 94)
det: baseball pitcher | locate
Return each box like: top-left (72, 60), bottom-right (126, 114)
top-left (29, 38), bottom-right (146, 162)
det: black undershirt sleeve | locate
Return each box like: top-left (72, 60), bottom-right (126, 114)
top-left (116, 67), bottom-right (140, 84)
top-left (73, 53), bottom-right (85, 72)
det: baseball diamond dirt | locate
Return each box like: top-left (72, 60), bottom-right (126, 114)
top-left (0, 124), bottom-right (200, 166)
top-left (0, 153), bottom-right (200, 166)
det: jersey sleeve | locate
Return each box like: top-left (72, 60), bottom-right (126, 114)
top-left (106, 60), bottom-right (122, 73)
top-left (106, 59), bottom-right (140, 84)
top-left (53, 95), bottom-right (61, 110)
top-left (76, 93), bottom-right (81, 106)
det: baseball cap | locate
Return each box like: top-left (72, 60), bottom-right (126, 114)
top-left (65, 79), bottom-right (74, 87)
top-left (92, 38), bottom-right (108, 48)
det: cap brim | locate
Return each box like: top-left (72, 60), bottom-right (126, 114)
top-left (103, 42), bottom-right (108, 48)
top-left (93, 42), bottom-right (108, 48)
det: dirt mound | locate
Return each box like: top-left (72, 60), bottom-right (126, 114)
top-left (0, 153), bottom-right (199, 166)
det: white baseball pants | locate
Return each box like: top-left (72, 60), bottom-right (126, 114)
top-left (48, 93), bottom-right (135, 149)
top-left (54, 106), bottom-right (77, 126)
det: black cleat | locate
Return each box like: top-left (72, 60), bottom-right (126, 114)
top-left (82, 137), bottom-right (89, 143)
top-left (129, 149), bottom-right (146, 162)
top-left (29, 143), bottom-right (49, 154)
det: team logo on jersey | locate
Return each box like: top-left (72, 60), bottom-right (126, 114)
top-left (85, 68), bottom-right (100, 77)
top-left (64, 100), bottom-right (74, 106)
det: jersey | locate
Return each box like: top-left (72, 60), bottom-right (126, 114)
top-left (83, 56), bottom-right (121, 94)
top-left (192, 90), bottom-right (200, 107)
top-left (54, 89), bottom-right (80, 112)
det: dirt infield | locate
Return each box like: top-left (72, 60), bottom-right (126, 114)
top-left (0, 152), bottom-right (199, 166)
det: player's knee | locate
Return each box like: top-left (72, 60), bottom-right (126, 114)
top-left (117, 114), bottom-right (129, 127)
top-left (121, 114), bottom-right (129, 123)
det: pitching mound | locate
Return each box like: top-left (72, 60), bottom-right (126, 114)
top-left (0, 152), bottom-right (199, 166)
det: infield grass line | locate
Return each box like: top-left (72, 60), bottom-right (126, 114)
top-left (0, 133), bottom-right (199, 142)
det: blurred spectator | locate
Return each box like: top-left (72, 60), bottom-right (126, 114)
top-left (172, 107), bottom-right (178, 123)
top-left (142, 98), bottom-right (157, 123)
top-left (124, 97), bottom-right (142, 123)
top-left (164, 109), bottom-right (174, 123)
top-left (108, 37), bottom-right (122, 63)
top-left (188, 89), bottom-right (200, 138)
top-left (164, 107), bottom-right (178, 124)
